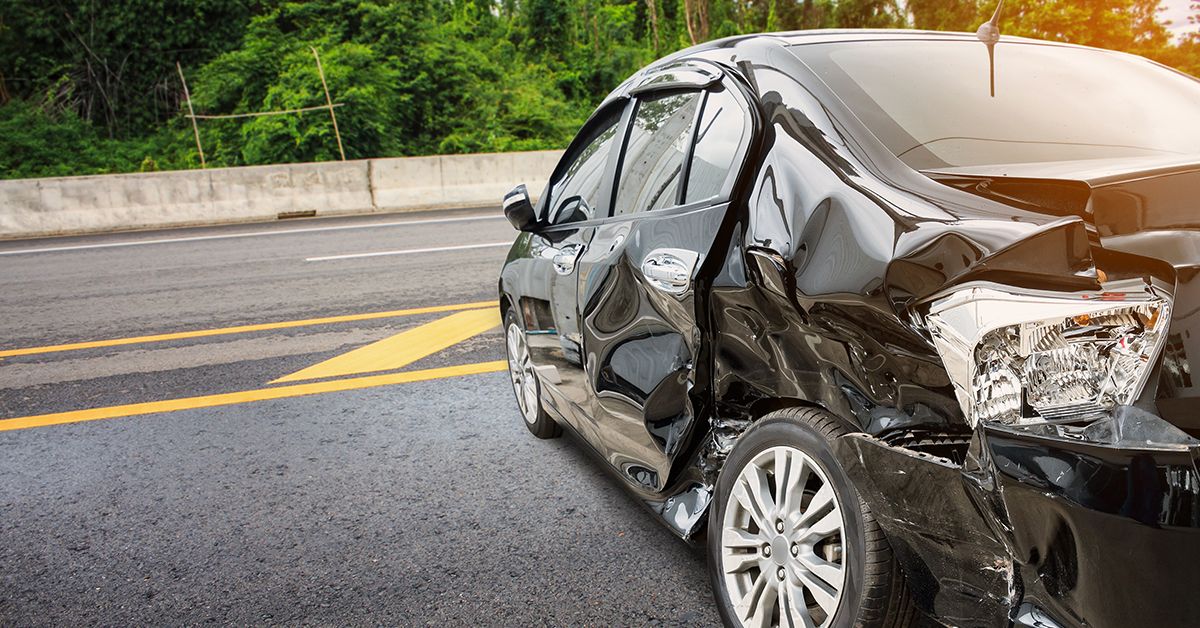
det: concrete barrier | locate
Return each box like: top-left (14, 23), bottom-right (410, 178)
top-left (0, 150), bottom-right (563, 239)
top-left (370, 151), bottom-right (561, 212)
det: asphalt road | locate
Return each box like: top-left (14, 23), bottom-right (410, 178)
top-left (0, 209), bottom-right (720, 625)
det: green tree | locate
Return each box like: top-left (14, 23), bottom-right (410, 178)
top-left (239, 42), bottom-right (402, 163)
top-left (525, 0), bottom-right (575, 52)
top-left (1, 0), bottom-right (1197, 180)
top-left (907, 0), bottom-right (980, 30)
top-left (835, 0), bottom-right (905, 27)
top-left (997, 0), bottom-right (1170, 56)
top-left (0, 0), bottom-right (258, 138)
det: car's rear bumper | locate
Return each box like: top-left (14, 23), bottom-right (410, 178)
top-left (986, 426), bottom-right (1200, 627)
top-left (834, 411), bottom-right (1200, 628)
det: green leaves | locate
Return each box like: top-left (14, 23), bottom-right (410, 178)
top-left (234, 42), bottom-right (400, 163)
top-left (2, 0), bottom-right (1198, 179)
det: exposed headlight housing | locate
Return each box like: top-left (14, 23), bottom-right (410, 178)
top-left (926, 280), bottom-right (1171, 427)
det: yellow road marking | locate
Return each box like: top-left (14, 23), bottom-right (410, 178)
top-left (272, 308), bottom-right (501, 383)
top-left (0, 360), bottom-right (507, 432)
top-left (0, 301), bottom-right (496, 358)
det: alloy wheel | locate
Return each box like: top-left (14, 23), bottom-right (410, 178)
top-left (505, 322), bottom-right (539, 425)
top-left (720, 445), bottom-right (847, 628)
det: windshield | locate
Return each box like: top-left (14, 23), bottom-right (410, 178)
top-left (790, 40), bottom-right (1200, 170)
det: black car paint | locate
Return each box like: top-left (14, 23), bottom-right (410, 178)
top-left (499, 31), bottom-right (1200, 627)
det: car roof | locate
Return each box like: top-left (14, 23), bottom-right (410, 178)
top-left (716, 28), bottom-right (1113, 57)
top-left (617, 29), bottom-right (1108, 93)
top-left (594, 29), bottom-right (1122, 129)
top-left (773, 28), bottom-right (1049, 46)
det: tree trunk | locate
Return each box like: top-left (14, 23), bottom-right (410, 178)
top-left (684, 0), bottom-right (699, 45)
top-left (645, 0), bottom-right (660, 51)
top-left (683, 0), bottom-right (710, 45)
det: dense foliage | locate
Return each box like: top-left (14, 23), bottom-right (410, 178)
top-left (2, 0), bottom-right (1198, 179)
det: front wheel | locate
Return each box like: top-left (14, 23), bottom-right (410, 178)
top-left (503, 309), bottom-right (560, 439)
top-left (707, 407), bottom-right (917, 628)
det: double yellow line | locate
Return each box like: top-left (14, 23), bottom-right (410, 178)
top-left (1, 301), bottom-right (506, 432)
top-left (0, 361), bottom-right (506, 432)
top-left (0, 300), bottom-right (496, 358)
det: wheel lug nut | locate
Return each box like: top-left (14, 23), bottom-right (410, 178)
top-left (775, 520), bottom-right (785, 533)
top-left (790, 544), bottom-right (799, 557)
top-left (777, 567), bottom-right (786, 581)
top-left (762, 544), bottom-right (772, 557)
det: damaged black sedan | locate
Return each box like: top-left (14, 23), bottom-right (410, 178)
top-left (498, 29), bottom-right (1200, 628)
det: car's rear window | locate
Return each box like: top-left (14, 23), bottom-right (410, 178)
top-left (790, 40), bottom-right (1200, 169)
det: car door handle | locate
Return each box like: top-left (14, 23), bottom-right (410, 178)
top-left (642, 263), bottom-right (688, 287)
top-left (552, 251), bottom-right (578, 274)
top-left (542, 243), bottom-right (584, 275)
top-left (641, 249), bottom-right (700, 295)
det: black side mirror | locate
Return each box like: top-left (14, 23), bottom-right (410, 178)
top-left (503, 184), bottom-right (539, 232)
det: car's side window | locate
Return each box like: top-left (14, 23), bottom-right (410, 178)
top-left (611, 91), bottom-right (703, 216)
top-left (684, 87), bottom-right (750, 204)
top-left (547, 112), bottom-right (622, 225)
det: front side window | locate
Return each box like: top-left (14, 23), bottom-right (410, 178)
top-left (791, 40), bottom-right (1200, 170)
top-left (612, 91), bottom-right (702, 216)
top-left (547, 112), bottom-right (622, 224)
top-left (685, 87), bottom-right (750, 203)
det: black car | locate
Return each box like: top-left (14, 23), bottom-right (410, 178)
top-left (498, 28), bottom-right (1200, 628)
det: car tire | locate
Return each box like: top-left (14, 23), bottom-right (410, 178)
top-left (503, 309), bottom-right (561, 439)
top-left (707, 406), bottom-right (918, 628)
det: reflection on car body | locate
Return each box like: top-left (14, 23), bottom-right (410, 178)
top-left (498, 29), bottom-right (1200, 628)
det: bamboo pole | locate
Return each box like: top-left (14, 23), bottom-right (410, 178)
top-left (176, 62), bottom-right (206, 168)
top-left (310, 47), bottom-right (346, 161)
top-left (186, 103), bottom-right (345, 120)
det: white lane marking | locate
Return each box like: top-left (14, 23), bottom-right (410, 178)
top-left (305, 241), bottom-right (511, 262)
top-left (0, 214), bottom-right (505, 256)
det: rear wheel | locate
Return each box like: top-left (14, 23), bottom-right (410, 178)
top-left (707, 407), bottom-right (917, 628)
top-left (504, 309), bottom-right (560, 439)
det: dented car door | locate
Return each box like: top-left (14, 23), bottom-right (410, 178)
top-left (577, 76), bottom-right (755, 492)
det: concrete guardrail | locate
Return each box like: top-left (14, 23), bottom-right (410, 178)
top-left (0, 150), bottom-right (564, 239)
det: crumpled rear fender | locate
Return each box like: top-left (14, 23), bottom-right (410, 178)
top-left (833, 432), bottom-right (1018, 627)
top-left (833, 411), bottom-right (1200, 628)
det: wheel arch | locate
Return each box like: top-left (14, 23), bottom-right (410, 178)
top-left (745, 397), bottom-right (831, 426)
top-left (690, 397), bottom-right (851, 538)
top-left (709, 396), bottom-right (848, 481)
top-left (498, 289), bottom-right (513, 317)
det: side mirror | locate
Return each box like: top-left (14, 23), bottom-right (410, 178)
top-left (503, 184), bottom-right (539, 232)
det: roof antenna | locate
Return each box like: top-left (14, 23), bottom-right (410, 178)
top-left (976, 0), bottom-right (1005, 97)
